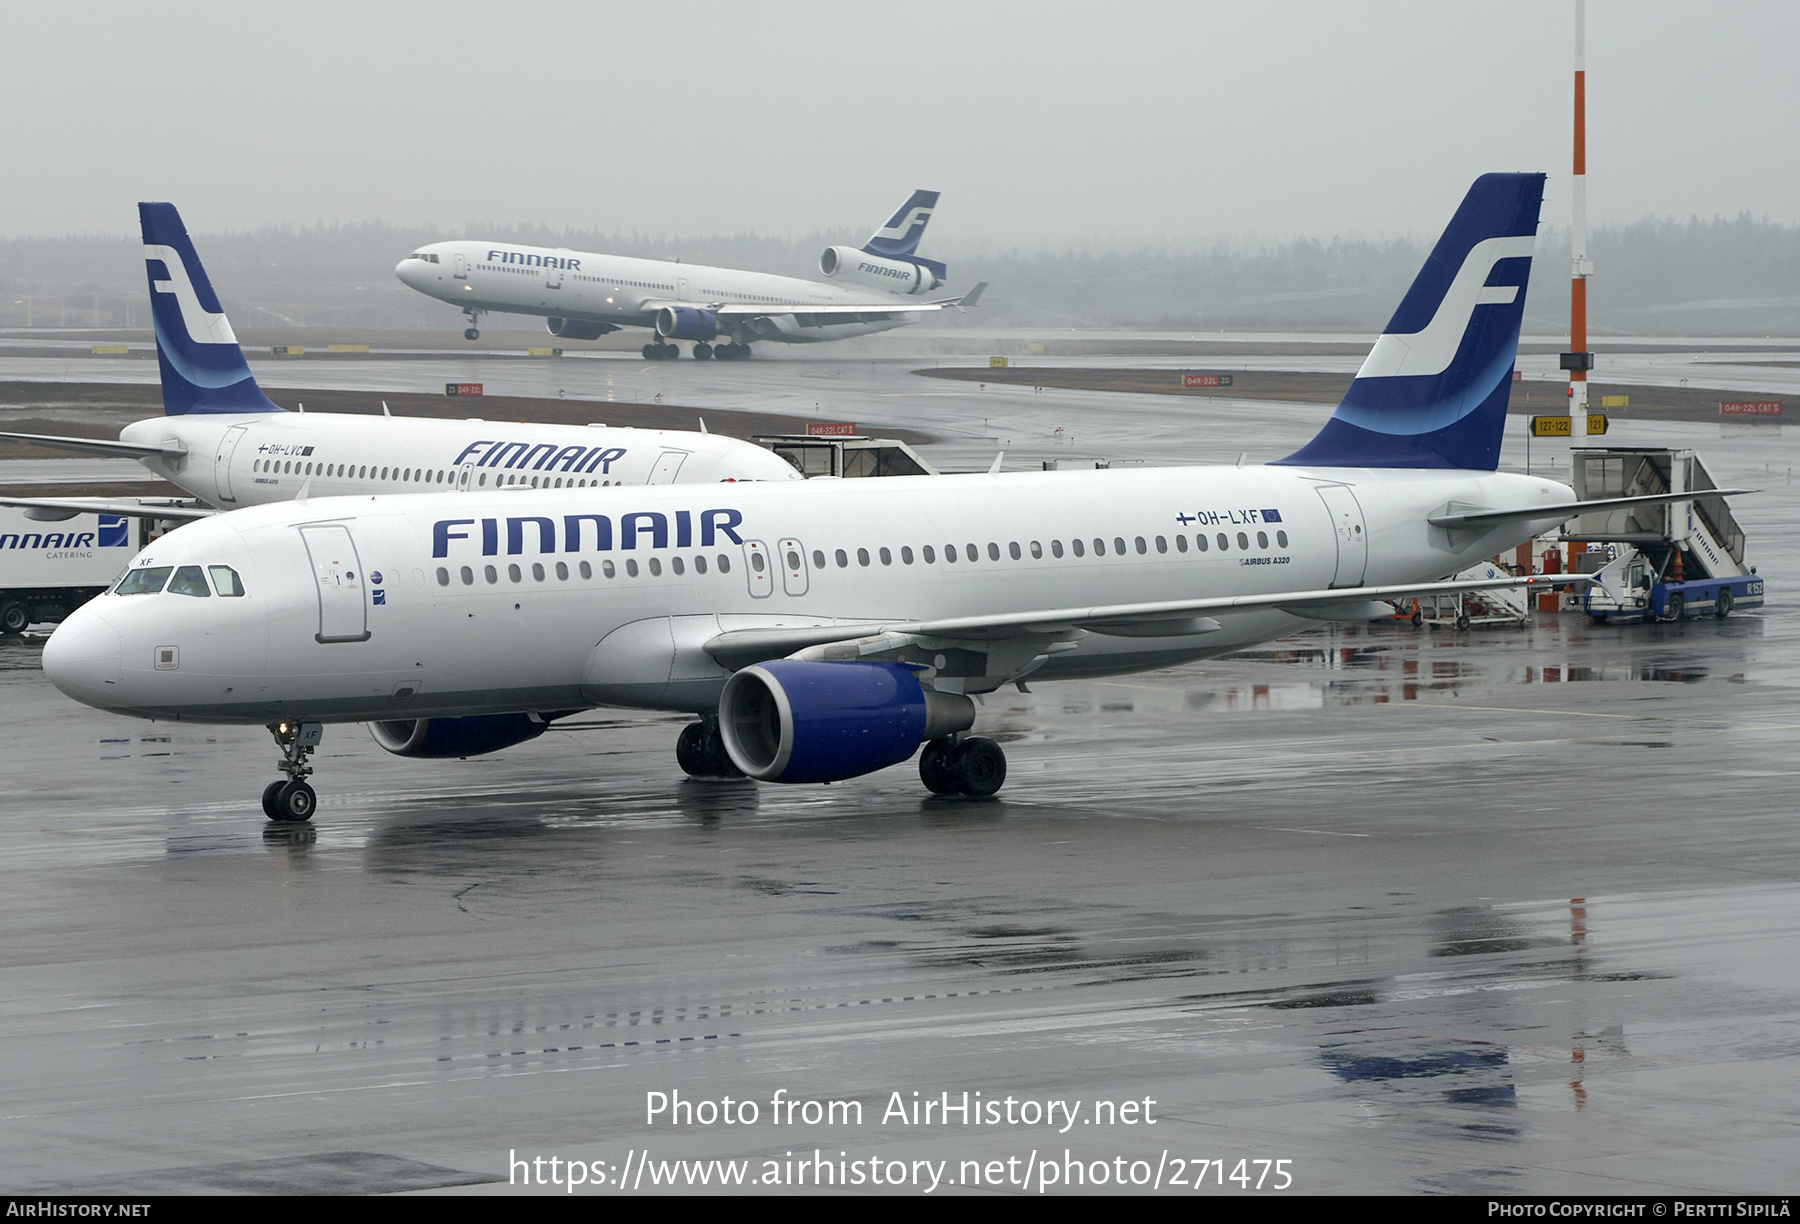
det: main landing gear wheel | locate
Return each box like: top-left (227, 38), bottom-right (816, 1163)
top-left (715, 342), bottom-right (752, 361)
top-left (920, 736), bottom-right (1007, 798)
top-left (464, 327), bottom-right (480, 340)
top-left (642, 342), bottom-right (679, 360)
top-left (1716, 588), bottom-right (1733, 618)
top-left (693, 342), bottom-right (713, 360)
top-left (676, 716), bottom-right (744, 779)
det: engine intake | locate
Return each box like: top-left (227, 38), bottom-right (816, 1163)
top-left (718, 660), bottom-right (974, 783)
top-left (369, 713), bottom-right (549, 758)
top-left (655, 307), bottom-right (720, 341)
top-left (547, 317), bottom-right (618, 340)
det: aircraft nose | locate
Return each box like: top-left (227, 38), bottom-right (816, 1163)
top-left (394, 258), bottom-right (416, 284)
top-left (42, 607), bottom-right (123, 709)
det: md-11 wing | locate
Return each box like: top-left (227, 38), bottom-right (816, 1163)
top-left (708, 282), bottom-right (987, 318)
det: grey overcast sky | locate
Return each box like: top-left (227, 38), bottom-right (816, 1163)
top-left (3, 1), bottom-right (1794, 246)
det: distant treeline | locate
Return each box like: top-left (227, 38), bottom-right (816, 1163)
top-left (2, 214), bottom-right (1795, 336)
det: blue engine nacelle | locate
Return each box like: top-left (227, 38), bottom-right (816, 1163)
top-left (655, 306), bottom-right (720, 342)
top-left (718, 660), bottom-right (975, 783)
top-left (369, 713), bottom-right (549, 758)
top-left (547, 317), bottom-right (619, 340)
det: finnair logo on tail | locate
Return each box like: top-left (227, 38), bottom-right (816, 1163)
top-left (144, 243), bottom-right (238, 347)
top-left (872, 206), bottom-right (933, 244)
top-left (1356, 235), bottom-right (1535, 380)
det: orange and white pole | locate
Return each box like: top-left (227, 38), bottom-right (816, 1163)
top-left (1568, 0), bottom-right (1593, 439)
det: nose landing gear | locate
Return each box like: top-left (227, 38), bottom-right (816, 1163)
top-left (263, 721), bottom-right (322, 821)
top-left (462, 306), bottom-right (485, 341)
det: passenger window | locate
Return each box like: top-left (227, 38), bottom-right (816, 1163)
top-left (1175, 535), bottom-right (1188, 553)
top-left (460, 566), bottom-right (474, 585)
top-left (811, 549), bottom-right (824, 569)
top-left (603, 561), bottom-right (616, 578)
top-left (579, 561), bottom-right (593, 579)
top-left (1009, 542), bottom-right (1021, 560)
top-left (835, 549), bottom-right (848, 568)
top-left (649, 558), bottom-right (662, 576)
top-left (752, 552), bottom-right (766, 573)
top-left (1030, 541), bottom-right (1042, 559)
top-left (717, 554), bottom-right (731, 573)
top-left (1093, 538), bottom-right (1106, 556)
top-left (168, 565), bottom-right (210, 597)
top-left (1277, 530), bottom-right (1289, 548)
top-left (1217, 533), bottom-right (1229, 551)
top-left (1135, 537), bottom-right (1147, 555)
top-left (901, 546), bottom-right (914, 565)
top-left (1072, 539), bottom-right (1084, 557)
top-left (1257, 531), bottom-right (1268, 549)
top-left (1237, 532), bottom-right (1249, 550)
top-left (671, 557), bottom-right (684, 575)
top-left (1194, 534), bottom-right (1208, 552)
top-left (555, 561), bottom-right (569, 580)
top-left (879, 547), bottom-right (891, 566)
top-left (922, 545), bottom-right (935, 563)
top-left (532, 562), bottom-right (546, 580)
top-left (626, 559), bottom-right (640, 577)
top-left (942, 545), bottom-right (955, 564)
top-left (1051, 540), bottom-right (1063, 558)
top-left (507, 564), bottom-right (521, 583)
top-left (208, 565), bottom-right (246, 596)
top-left (116, 566), bottom-right (172, 595)
top-left (694, 556), bottom-right (707, 575)
top-left (1155, 536), bottom-right (1167, 554)
top-left (484, 565), bottom-right (498, 583)
top-left (436, 567), bottom-right (450, 586)
top-left (987, 543), bottom-right (1000, 561)
top-left (965, 544), bottom-right (978, 562)
top-left (857, 548), bottom-right (870, 567)
top-left (1116, 537), bottom-right (1127, 555)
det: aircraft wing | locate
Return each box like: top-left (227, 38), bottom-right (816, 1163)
top-left (707, 282), bottom-right (988, 318)
top-left (0, 496), bottom-right (215, 523)
top-left (704, 572), bottom-right (1588, 670)
top-left (0, 431), bottom-right (185, 460)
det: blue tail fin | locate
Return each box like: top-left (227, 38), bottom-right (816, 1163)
top-left (138, 203), bottom-right (282, 416)
top-left (1274, 173), bottom-right (1544, 471)
top-left (862, 189), bottom-right (939, 259)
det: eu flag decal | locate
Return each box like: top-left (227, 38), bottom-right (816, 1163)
top-left (1261, 509), bottom-right (1283, 523)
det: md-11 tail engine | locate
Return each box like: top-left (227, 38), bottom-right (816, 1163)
top-left (718, 660), bottom-right (974, 784)
top-left (547, 317), bottom-right (619, 340)
top-left (370, 713), bottom-right (551, 758)
top-left (818, 247), bottom-right (943, 296)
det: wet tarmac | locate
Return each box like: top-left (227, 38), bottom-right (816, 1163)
top-left (1, 336), bottom-right (1797, 1195)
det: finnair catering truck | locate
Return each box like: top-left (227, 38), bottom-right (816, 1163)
top-left (0, 508), bottom-right (147, 633)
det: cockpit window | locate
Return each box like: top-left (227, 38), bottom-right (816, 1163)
top-left (168, 565), bottom-right (211, 597)
top-left (115, 566), bottom-right (172, 595)
top-left (209, 565), bottom-right (246, 597)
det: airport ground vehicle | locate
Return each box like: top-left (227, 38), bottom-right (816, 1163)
top-left (1569, 448), bottom-right (1766, 623)
top-left (0, 508), bottom-right (148, 632)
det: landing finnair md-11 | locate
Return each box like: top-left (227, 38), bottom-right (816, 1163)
top-left (395, 190), bottom-right (984, 359)
top-left (51, 175), bottom-right (1695, 823)
top-left (0, 204), bottom-right (800, 525)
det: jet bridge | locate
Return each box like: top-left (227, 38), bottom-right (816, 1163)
top-left (1567, 447), bottom-right (1764, 622)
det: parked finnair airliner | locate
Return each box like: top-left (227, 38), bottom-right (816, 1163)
top-left (394, 189), bottom-right (985, 359)
top-left (0, 204), bottom-right (800, 525)
top-left (51, 174), bottom-right (1714, 823)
